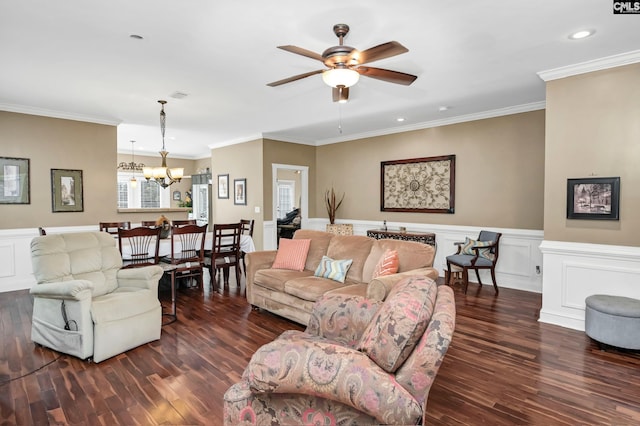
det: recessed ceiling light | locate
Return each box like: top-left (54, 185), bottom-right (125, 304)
top-left (396, 117), bottom-right (405, 122)
top-left (569, 29), bottom-right (595, 40)
top-left (129, 34), bottom-right (144, 40)
top-left (439, 106), bottom-right (450, 112)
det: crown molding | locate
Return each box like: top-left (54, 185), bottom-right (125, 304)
top-left (314, 102), bottom-right (546, 146)
top-left (0, 103), bottom-right (121, 126)
top-left (537, 49), bottom-right (640, 82)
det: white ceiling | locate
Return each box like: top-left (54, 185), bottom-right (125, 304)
top-left (1, 1), bottom-right (639, 159)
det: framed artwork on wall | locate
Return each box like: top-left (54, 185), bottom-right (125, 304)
top-left (234, 178), bottom-right (246, 205)
top-left (51, 169), bottom-right (84, 212)
top-left (218, 174), bottom-right (229, 199)
top-left (0, 156), bottom-right (30, 204)
top-left (567, 177), bottom-right (620, 220)
top-left (172, 190), bottom-right (181, 201)
top-left (380, 155), bottom-right (455, 213)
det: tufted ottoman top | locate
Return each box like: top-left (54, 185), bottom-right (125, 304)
top-left (586, 294), bottom-right (640, 318)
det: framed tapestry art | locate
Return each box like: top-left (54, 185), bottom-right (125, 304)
top-left (51, 169), bottom-right (84, 212)
top-left (567, 177), bottom-right (619, 220)
top-left (381, 155), bottom-right (455, 213)
top-left (0, 157), bottom-right (30, 204)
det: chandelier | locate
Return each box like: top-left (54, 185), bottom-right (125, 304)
top-left (118, 140), bottom-right (144, 188)
top-left (143, 100), bottom-right (184, 189)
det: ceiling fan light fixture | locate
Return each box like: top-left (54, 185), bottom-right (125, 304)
top-left (322, 68), bottom-right (360, 88)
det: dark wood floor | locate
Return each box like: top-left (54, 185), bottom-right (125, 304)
top-left (2, 275), bottom-right (640, 425)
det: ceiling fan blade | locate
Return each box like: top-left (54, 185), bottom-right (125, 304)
top-left (267, 69), bottom-right (324, 87)
top-left (332, 86), bottom-right (349, 103)
top-left (277, 45), bottom-right (324, 62)
top-left (357, 66), bottom-right (417, 85)
top-left (351, 41), bottom-right (408, 65)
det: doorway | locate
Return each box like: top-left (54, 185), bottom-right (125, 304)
top-left (272, 164), bottom-right (308, 249)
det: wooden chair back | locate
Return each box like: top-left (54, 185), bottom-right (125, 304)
top-left (172, 219), bottom-right (197, 228)
top-left (118, 226), bottom-right (161, 268)
top-left (99, 221), bottom-right (131, 235)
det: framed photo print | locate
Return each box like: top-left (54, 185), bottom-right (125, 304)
top-left (51, 169), bottom-right (84, 212)
top-left (172, 190), bottom-right (181, 201)
top-left (0, 156), bottom-right (30, 204)
top-left (566, 177), bottom-right (620, 220)
top-left (234, 178), bottom-right (246, 205)
top-left (218, 174), bottom-right (229, 199)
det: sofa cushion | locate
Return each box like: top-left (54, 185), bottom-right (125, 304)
top-left (285, 276), bottom-right (347, 302)
top-left (363, 239), bottom-right (434, 283)
top-left (314, 256), bottom-right (353, 283)
top-left (358, 276), bottom-right (437, 373)
top-left (326, 235), bottom-right (374, 283)
top-left (372, 249), bottom-right (399, 278)
top-left (271, 238), bottom-right (311, 271)
top-left (254, 269), bottom-right (314, 292)
top-left (293, 230), bottom-right (334, 271)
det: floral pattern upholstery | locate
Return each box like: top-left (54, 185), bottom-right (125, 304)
top-left (223, 277), bottom-right (456, 426)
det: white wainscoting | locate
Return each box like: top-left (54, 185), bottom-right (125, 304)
top-left (264, 219), bottom-right (544, 294)
top-left (0, 226), bottom-right (97, 293)
top-left (539, 240), bottom-right (640, 331)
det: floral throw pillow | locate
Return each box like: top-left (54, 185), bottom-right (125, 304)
top-left (358, 276), bottom-right (437, 373)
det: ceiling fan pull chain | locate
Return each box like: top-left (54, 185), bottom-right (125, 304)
top-left (338, 103), bottom-right (343, 134)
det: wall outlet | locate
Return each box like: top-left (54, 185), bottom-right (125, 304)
top-left (535, 265), bottom-right (541, 274)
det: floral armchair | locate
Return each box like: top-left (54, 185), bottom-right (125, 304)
top-left (224, 276), bottom-right (456, 425)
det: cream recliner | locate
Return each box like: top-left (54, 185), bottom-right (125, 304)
top-left (30, 232), bottom-right (163, 363)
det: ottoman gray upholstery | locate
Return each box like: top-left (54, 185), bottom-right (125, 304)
top-left (585, 294), bottom-right (640, 350)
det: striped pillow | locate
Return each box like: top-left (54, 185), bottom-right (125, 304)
top-left (461, 237), bottom-right (495, 261)
top-left (271, 238), bottom-right (311, 271)
top-left (314, 256), bottom-right (353, 283)
top-left (373, 249), bottom-right (399, 278)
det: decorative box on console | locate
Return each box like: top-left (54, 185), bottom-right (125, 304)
top-left (326, 223), bottom-right (354, 235)
top-left (367, 228), bottom-right (436, 247)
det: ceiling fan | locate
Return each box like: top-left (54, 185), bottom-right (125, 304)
top-left (267, 24), bottom-right (417, 102)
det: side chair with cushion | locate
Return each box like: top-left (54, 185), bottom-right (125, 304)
top-left (224, 276), bottom-right (456, 425)
top-left (163, 224), bottom-right (208, 290)
top-left (446, 230), bottom-right (502, 294)
top-left (30, 232), bottom-right (163, 363)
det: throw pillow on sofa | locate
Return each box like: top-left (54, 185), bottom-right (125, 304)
top-left (271, 238), bottom-right (311, 271)
top-left (358, 276), bottom-right (437, 373)
top-left (314, 255), bottom-right (353, 283)
top-left (372, 249), bottom-right (399, 278)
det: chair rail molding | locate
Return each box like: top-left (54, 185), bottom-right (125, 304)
top-left (539, 240), bottom-right (640, 331)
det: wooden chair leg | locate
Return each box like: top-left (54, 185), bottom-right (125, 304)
top-left (462, 268), bottom-right (469, 294)
top-left (490, 268), bottom-right (499, 294)
top-left (474, 268), bottom-right (483, 285)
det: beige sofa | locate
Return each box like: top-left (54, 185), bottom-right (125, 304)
top-left (246, 229), bottom-right (438, 325)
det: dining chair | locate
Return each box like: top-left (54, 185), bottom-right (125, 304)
top-left (99, 221), bottom-right (131, 235)
top-left (163, 224), bottom-right (208, 290)
top-left (118, 226), bottom-right (179, 323)
top-left (38, 227), bottom-right (47, 236)
top-left (446, 230), bottom-right (502, 294)
top-left (140, 220), bottom-right (158, 227)
top-left (239, 219), bottom-right (255, 276)
top-left (172, 219), bottom-right (197, 227)
top-left (207, 223), bottom-right (242, 288)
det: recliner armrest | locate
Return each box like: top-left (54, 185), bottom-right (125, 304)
top-left (116, 265), bottom-right (164, 289)
top-left (30, 280), bottom-right (94, 300)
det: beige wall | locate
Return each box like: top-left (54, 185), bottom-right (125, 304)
top-left (544, 63), bottom-right (640, 246)
top-left (262, 139), bottom-right (316, 221)
top-left (211, 139), bottom-right (264, 249)
top-left (316, 110), bottom-right (546, 230)
top-left (0, 111), bottom-right (119, 229)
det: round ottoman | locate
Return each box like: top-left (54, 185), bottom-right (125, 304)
top-left (585, 294), bottom-right (640, 350)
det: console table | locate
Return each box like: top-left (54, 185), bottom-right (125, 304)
top-left (367, 229), bottom-right (436, 247)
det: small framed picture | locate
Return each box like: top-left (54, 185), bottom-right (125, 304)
top-left (218, 174), bottom-right (229, 199)
top-left (51, 169), bottom-right (84, 212)
top-left (0, 156), bottom-right (30, 204)
top-left (172, 190), bottom-right (181, 201)
top-left (234, 178), bottom-right (246, 205)
top-left (567, 177), bottom-right (620, 220)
